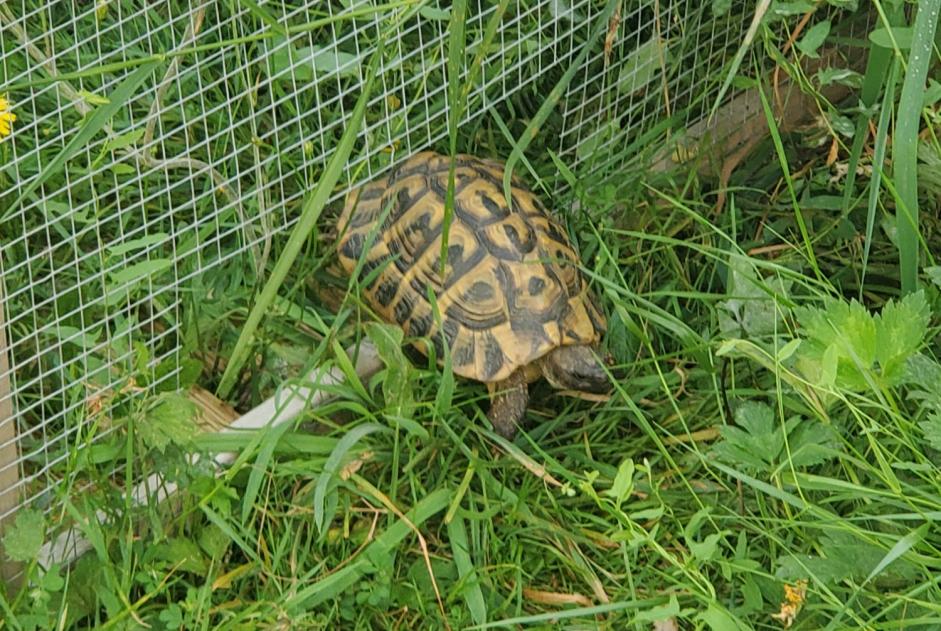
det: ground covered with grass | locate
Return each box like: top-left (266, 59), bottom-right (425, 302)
top-left (3, 1), bottom-right (941, 630)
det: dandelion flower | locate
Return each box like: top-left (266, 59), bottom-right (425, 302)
top-left (0, 96), bottom-right (16, 137)
top-left (771, 579), bottom-right (808, 628)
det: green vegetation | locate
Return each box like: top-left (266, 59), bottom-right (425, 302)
top-left (2, 0), bottom-right (941, 629)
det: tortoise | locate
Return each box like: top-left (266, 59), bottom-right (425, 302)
top-left (336, 151), bottom-right (610, 438)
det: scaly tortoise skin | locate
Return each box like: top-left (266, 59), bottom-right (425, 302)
top-left (336, 151), bottom-right (609, 438)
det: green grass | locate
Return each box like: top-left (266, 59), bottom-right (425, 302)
top-left (3, 1), bottom-right (941, 630)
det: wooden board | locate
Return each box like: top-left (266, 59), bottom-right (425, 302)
top-left (0, 275), bottom-right (23, 585)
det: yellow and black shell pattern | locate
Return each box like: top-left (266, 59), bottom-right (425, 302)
top-left (336, 152), bottom-right (606, 384)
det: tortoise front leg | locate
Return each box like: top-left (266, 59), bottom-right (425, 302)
top-left (486, 369), bottom-right (529, 439)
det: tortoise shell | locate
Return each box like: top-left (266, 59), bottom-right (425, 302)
top-left (336, 151), bottom-right (605, 384)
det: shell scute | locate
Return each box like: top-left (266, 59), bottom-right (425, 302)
top-left (337, 152), bottom-right (605, 383)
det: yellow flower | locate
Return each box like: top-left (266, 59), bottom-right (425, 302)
top-left (771, 579), bottom-right (808, 628)
top-left (0, 96), bottom-right (17, 137)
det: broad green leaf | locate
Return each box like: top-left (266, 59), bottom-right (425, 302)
top-left (137, 393), bottom-right (198, 453)
top-left (635, 594), bottom-right (679, 622)
top-left (785, 420), bottom-right (839, 467)
top-left (1, 509), bottom-right (44, 563)
top-left (820, 343), bottom-right (839, 388)
top-left (869, 26), bottom-right (914, 50)
top-left (816, 67), bottom-right (863, 88)
top-left (106, 233), bottom-right (169, 258)
top-left (918, 412), bottom-right (941, 452)
top-left (53, 325), bottom-right (102, 349)
top-left (365, 321), bottom-right (417, 432)
top-left (874, 290), bottom-right (930, 383)
top-left (689, 532), bottom-right (724, 561)
top-left (776, 553), bottom-right (853, 584)
top-left (102, 128), bottom-right (145, 152)
top-left (770, 1), bottom-right (816, 17)
top-left (796, 19), bottom-right (830, 58)
top-left (713, 401), bottom-right (783, 471)
top-left (271, 37), bottom-right (360, 81)
top-left (717, 255), bottom-right (790, 338)
top-left (603, 457), bottom-right (635, 505)
top-left (147, 538), bottom-right (209, 574)
top-left (419, 6), bottom-right (450, 19)
top-left (794, 299), bottom-right (878, 391)
top-left (696, 602), bottom-right (749, 631)
top-left (618, 37), bottom-right (668, 95)
top-left (863, 524), bottom-right (927, 585)
top-left (108, 258), bottom-right (173, 286)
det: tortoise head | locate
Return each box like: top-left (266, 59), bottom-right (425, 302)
top-left (541, 345), bottom-right (612, 394)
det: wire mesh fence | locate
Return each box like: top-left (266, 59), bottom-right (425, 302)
top-left (0, 0), bottom-right (754, 536)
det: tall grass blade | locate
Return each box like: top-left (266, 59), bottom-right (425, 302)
top-left (216, 40), bottom-right (385, 399)
top-left (756, 78), bottom-right (823, 282)
top-left (501, 0), bottom-right (619, 206)
top-left (826, 523), bottom-right (929, 630)
top-left (708, 0), bottom-right (770, 121)
top-left (3, 60), bottom-right (161, 222)
top-left (447, 513), bottom-right (487, 626)
top-left (312, 422), bottom-right (385, 534)
top-left (239, 419), bottom-right (292, 524)
top-left (288, 488), bottom-right (451, 610)
top-left (440, 0), bottom-right (468, 278)
top-left (841, 7), bottom-right (895, 218)
top-left (863, 60), bottom-right (899, 293)
top-left (236, 0), bottom-right (287, 35)
top-left (893, 0), bottom-right (940, 294)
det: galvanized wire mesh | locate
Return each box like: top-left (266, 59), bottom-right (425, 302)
top-left (0, 0), bottom-right (751, 523)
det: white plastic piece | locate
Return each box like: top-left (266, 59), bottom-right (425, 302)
top-left (36, 340), bottom-right (382, 570)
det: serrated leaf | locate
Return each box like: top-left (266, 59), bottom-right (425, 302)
top-left (137, 393), bottom-right (198, 453)
top-left (713, 401), bottom-right (783, 470)
top-left (1, 509), bottom-right (44, 563)
top-left (918, 411), bottom-right (941, 452)
top-left (902, 353), bottom-right (941, 393)
top-left (786, 421), bottom-right (839, 467)
top-left (776, 553), bottom-right (853, 584)
top-left (795, 299), bottom-right (878, 390)
top-left (150, 538), bottom-right (209, 574)
top-left (875, 291), bottom-right (930, 384)
top-left (717, 256), bottom-right (790, 338)
top-left (806, 531), bottom-right (921, 584)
